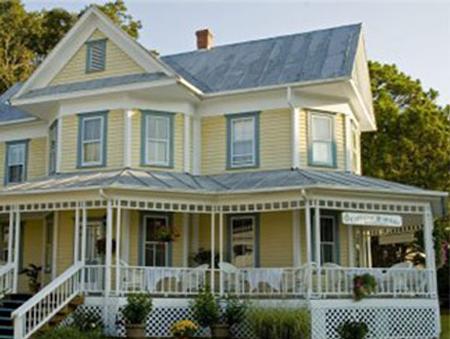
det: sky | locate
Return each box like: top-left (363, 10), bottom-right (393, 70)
top-left (22, 0), bottom-right (450, 105)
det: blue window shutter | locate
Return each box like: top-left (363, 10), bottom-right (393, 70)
top-left (86, 39), bottom-right (106, 73)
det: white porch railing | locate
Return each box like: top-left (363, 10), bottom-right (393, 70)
top-left (0, 263), bottom-right (15, 297)
top-left (118, 266), bottom-right (208, 295)
top-left (312, 266), bottom-right (434, 298)
top-left (83, 265), bottom-right (105, 294)
top-left (12, 263), bottom-right (83, 339)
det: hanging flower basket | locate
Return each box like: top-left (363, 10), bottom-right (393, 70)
top-left (154, 226), bottom-right (180, 242)
top-left (96, 238), bottom-right (116, 255)
top-left (353, 274), bottom-right (377, 301)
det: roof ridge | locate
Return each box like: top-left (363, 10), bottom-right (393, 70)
top-left (162, 23), bottom-right (362, 58)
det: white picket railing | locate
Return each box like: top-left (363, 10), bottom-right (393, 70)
top-left (312, 266), bottom-right (434, 298)
top-left (83, 265), bottom-right (105, 294)
top-left (0, 263), bottom-right (15, 297)
top-left (12, 263), bottom-right (83, 339)
top-left (221, 266), bottom-right (310, 296)
top-left (118, 266), bottom-right (208, 295)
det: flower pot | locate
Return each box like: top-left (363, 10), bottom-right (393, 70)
top-left (126, 324), bottom-right (146, 338)
top-left (211, 324), bottom-right (230, 339)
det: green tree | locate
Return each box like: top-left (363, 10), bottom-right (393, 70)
top-left (0, 0), bottom-right (141, 93)
top-left (363, 61), bottom-right (450, 267)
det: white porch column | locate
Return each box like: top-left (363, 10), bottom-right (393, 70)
top-left (115, 205), bottom-right (122, 294)
top-left (74, 205), bottom-right (80, 264)
top-left (182, 213), bottom-right (190, 267)
top-left (210, 211), bottom-right (216, 291)
top-left (7, 210), bottom-right (14, 264)
top-left (347, 224), bottom-right (355, 267)
top-left (423, 204), bottom-right (436, 294)
top-left (366, 232), bottom-right (373, 267)
top-left (292, 210), bottom-right (301, 266)
top-left (184, 114), bottom-right (191, 173)
top-left (360, 228), bottom-right (367, 267)
top-left (219, 211), bottom-right (224, 295)
top-left (13, 209), bottom-right (20, 293)
top-left (192, 115), bottom-right (202, 175)
top-left (123, 109), bottom-right (133, 168)
top-left (52, 212), bottom-right (59, 279)
top-left (105, 201), bottom-right (113, 296)
top-left (304, 202), bottom-right (312, 298)
top-left (291, 107), bottom-right (300, 168)
top-left (80, 204), bottom-right (87, 288)
top-left (314, 205), bottom-right (321, 295)
top-left (344, 115), bottom-right (352, 172)
top-left (121, 209), bottom-right (130, 263)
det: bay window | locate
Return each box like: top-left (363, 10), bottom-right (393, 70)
top-left (310, 113), bottom-right (336, 167)
top-left (142, 111), bottom-right (173, 167)
top-left (78, 112), bottom-right (107, 167)
top-left (227, 112), bottom-right (259, 168)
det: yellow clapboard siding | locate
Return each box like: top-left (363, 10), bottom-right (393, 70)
top-left (19, 218), bottom-right (44, 293)
top-left (299, 110), bottom-right (309, 168)
top-left (56, 211), bottom-right (75, 274)
top-left (60, 115), bottom-right (78, 172)
top-left (28, 137), bottom-right (47, 179)
top-left (107, 110), bottom-right (124, 168)
top-left (51, 30), bottom-right (144, 85)
top-left (128, 210), bottom-right (140, 266)
top-left (335, 114), bottom-right (346, 170)
top-left (260, 211), bottom-right (293, 267)
top-left (201, 116), bottom-right (226, 174)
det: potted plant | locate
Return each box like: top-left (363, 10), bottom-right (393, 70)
top-left (337, 320), bottom-right (369, 339)
top-left (122, 293), bottom-right (153, 338)
top-left (353, 274), bottom-right (377, 301)
top-left (190, 287), bottom-right (221, 337)
top-left (171, 319), bottom-right (198, 339)
top-left (154, 226), bottom-right (179, 242)
top-left (222, 295), bottom-right (248, 336)
top-left (20, 264), bottom-right (42, 293)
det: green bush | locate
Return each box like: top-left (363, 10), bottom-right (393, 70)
top-left (248, 307), bottom-right (310, 339)
top-left (122, 293), bottom-right (153, 325)
top-left (37, 326), bottom-right (105, 339)
top-left (190, 287), bottom-right (220, 328)
top-left (337, 320), bottom-right (369, 339)
top-left (223, 295), bottom-right (248, 327)
top-left (71, 308), bottom-right (103, 332)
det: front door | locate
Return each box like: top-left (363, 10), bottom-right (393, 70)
top-left (143, 215), bottom-right (169, 267)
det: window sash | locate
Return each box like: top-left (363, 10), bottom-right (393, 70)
top-left (143, 215), bottom-right (170, 267)
top-left (230, 117), bottom-right (256, 167)
top-left (81, 116), bottom-right (104, 166)
top-left (311, 114), bottom-right (334, 166)
top-left (320, 216), bottom-right (336, 264)
top-left (7, 143), bottom-right (26, 184)
top-left (230, 216), bottom-right (255, 268)
top-left (144, 115), bottom-right (171, 166)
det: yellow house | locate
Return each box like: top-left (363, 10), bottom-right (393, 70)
top-left (0, 6), bottom-right (446, 339)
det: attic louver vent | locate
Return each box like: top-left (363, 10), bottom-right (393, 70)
top-left (86, 39), bottom-right (106, 73)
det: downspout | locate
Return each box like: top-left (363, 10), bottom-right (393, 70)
top-left (287, 87), bottom-right (300, 169)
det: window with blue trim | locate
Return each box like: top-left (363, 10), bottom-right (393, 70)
top-left (310, 113), bottom-right (335, 167)
top-left (48, 120), bottom-right (58, 174)
top-left (5, 141), bottom-right (27, 184)
top-left (143, 113), bottom-right (172, 167)
top-left (86, 40), bottom-right (106, 73)
top-left (228, 114), bottom-right (258, 168)
top-left (320, 216), bottom-right (337, 264)
top-left (79, 114), bottom-right (106, 167)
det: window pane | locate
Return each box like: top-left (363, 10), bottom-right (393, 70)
top-left (231, 117), bottom-right (255, 167)
top-left (233, 119), bottom-right (253, 141)
top-left (321, 220), bottom-right (334, 242)
top-left (8, 144), bottom-right (25, 165)
top-left (147, 116), bottom-right (169, 140)
top-left (147, 140), bottom-right (168, 164)
top-left (8, 165), bottom-right (23, 183)
top-left (232, 217), bottom-right (254, 268)
top-left (146, 115), bottom-right (170, 165)
top-left (83, 118), bottom-right (101, 141)
top-left (233, 140), bottom-right (253, 156)
top-left (312, 142), bottom-right (332, 164)
top-left (83, 143), bottom-right (100, 163)
top-left (322, 244), bottom-right (334, 263)
top-left (312, 116), bottom-right (332, 141)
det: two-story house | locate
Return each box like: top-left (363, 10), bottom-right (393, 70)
top-left (0, 7), bottom-right (446, 339)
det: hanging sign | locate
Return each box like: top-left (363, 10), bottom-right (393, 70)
top-left (342, 212), bottom-right (402, 227)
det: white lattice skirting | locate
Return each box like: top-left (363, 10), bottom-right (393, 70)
top-left (310, 299), bottom-right (440, 339)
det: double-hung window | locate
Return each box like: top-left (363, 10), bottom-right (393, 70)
top-left (310, 113), bottom-right (335, 167)
top-left (48, 120), bottom-right (58, 174)
top-left (143, 112), bottom-right (173, 167)
top-left (320, 216), bottom-right (337, 264)
top-left (5, 141), bottom-right (27, 185)
top-left (230, 215), bottom-right (256, 268)
top-left (227, 113), bottom-right (259, 168)
top-left (78, 113), bottom-right (107, 167)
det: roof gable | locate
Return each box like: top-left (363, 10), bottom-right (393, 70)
top-left (14, 6), bottom-right (173, 99)
top-left (162, 24), bottom-right (362, 93)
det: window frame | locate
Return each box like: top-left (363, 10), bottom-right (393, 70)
top-left (141, 111), bottom-right (174, 168)
top-left (140, 213), bottom-right (172, 267)
top-left (226, 112), bottom-right (260, 169)
top-left (4, 140), bottom-right (28, 185)
top-left (229, 214), bottom-right (259, 268)
top-left (319, 215), bottom-right (338, 265)
top-left (85, 39), bottom-right (107, 73)
top-left (308, 111), bottom-right (337, 168)
top-left (48, 120), bottom-right (58, 175)
top-left (77, 112), bottom-right (108, 168)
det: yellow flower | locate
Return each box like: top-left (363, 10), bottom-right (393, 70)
top-left (170, 320), bottom-right (199, 337)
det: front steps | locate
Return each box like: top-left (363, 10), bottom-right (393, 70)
top-left (0, 294), bottom-right (32, 339)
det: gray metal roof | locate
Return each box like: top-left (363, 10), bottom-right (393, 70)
top-left (162, 24), bottom-right (361, 93)
top-left (0, 83), bottom-right (36, 123)
top-left (0, 83), bottom-right (23, 103)
top-left (1, 168), bottom-right (438, 196)
top-left (17, 72), bottom-right (169, 100)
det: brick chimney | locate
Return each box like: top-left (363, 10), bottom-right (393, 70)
top-left (196, 29), bottom-right (214, 50)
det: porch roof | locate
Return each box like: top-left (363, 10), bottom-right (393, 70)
top-left (1, 168), bottom-right (445, 198)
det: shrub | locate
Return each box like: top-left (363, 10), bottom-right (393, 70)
top-left (37, 326), bottom-right (105, 339)
top-left (223, 295), bottom-right (248, 327)
top-left (248, 307), bottom-right (310, 339)
top-left (337, 320), bottom-right (369, 339)
top-left (122, 293), bottom-right (153, 325)
top-left (71, 308), bottom-right (103, 332)
top-left (190, 287), bottom-right (220, 328)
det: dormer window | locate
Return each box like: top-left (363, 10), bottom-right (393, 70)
top-left (86, 39), bottom-right (106, 73)
top-left (5, 141), bottom-right (28, 185)
top-left (227, 112), bottom-right (260, 169)
top-left (309, 112), bottom-right (336, 168)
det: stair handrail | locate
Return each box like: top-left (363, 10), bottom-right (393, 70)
top-left (0, 262), bottom-right (15, 296)
top-left (12, 262), bottom-right (84, 339)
